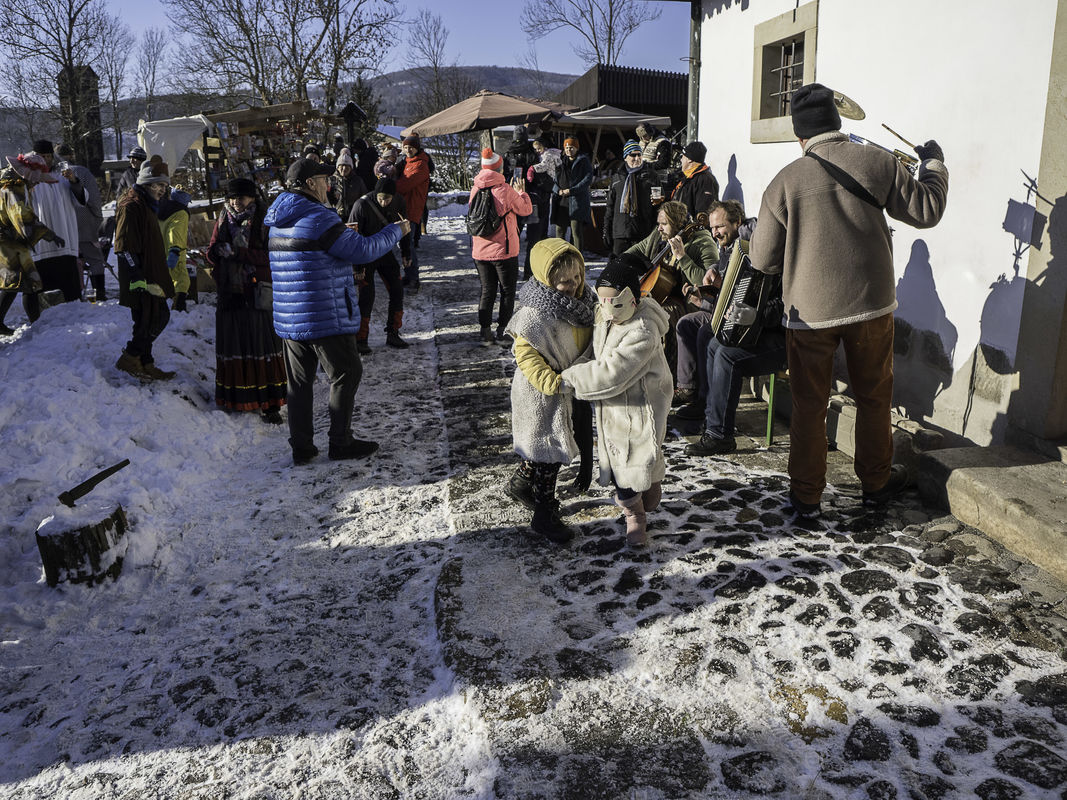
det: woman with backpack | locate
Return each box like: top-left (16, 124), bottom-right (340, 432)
top-left (469, 147), bottom-right (532, 345)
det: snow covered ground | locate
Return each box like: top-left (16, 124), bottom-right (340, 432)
top-left (1, 200), bottom-right (1065, 799)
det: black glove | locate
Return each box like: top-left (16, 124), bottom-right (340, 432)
top-left (914, 140), bottom-right (944, 163)
top-left (572, 399), bottom-right (594, 492)
top-left (51, 234), bottom-right (65, 248)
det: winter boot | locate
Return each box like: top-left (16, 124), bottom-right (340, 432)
top-left (357, 316), bottom-right (371, 355)
top-left (385, 310), bottom-right (409, 348)
top-left (616, 493), bottom-right (648, 547)
top-left (531, 502), bottom-right (574, 544)
top-left (172, 292), bottom-right (187, 312)
top-left (642, 482), bottom-right (662, 512)
top-left (505, 471), bottom-right (537, 510)
top-left (141, 361), bottom-right (176, 380)
top-left (115, 352), bottom-right (150, 379)
top-left (91, 274), bottom-right (107, 302)
top-left (479, 326), bottom-right (495, 345)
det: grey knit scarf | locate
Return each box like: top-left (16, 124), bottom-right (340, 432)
top-left (518, 279), bottom-right (597, 327)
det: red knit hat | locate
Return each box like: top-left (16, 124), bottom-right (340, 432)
top-left (481, 147), bottom-right (502, 170)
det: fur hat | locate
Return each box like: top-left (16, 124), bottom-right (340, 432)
top-left (5, 153), bottom-right (57, 184)
top-left (682, 141), bottom-right (707, 163)
top-left (480, 148), bottom-right (502, 171)
top-left (790, 83), bottom-right (842, 139)
top-left (136, 155), bottom-right (170, 185)
top-left (374, 177), bottom-right (397, 195)
top-left (622, 140), bottom-right (642, 158)
top-left (596, 253), bottom-right (648, 301)
top-left (31, 139), bottom-right (54, 155)
top-left (336, 148), bottom-right (354, 168)
top-left (225, 177), bottom-right (257, 198)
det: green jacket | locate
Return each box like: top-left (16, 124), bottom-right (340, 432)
top-left (626, 226), bottom-right (718, 289)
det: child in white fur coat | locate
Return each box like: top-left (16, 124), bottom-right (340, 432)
top-left (561, 253), bottom-right (673, 546)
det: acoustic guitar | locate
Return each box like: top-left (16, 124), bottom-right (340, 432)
top-left (638, 212), bottom-right (709, 304)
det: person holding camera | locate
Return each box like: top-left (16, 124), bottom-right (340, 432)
top-left (469, 147), bottom-right (532, 345)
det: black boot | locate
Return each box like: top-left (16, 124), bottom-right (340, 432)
top-left (531, 502), bottom-right (574, 544)
top-left (506, 472), bottom-right (536, 510)
top-left (91, 274), bottom-right (107, 302)
top-left (172, 292), bottom-right (187, 312)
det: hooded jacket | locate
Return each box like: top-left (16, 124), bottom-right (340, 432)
top-left (263, 190), bottom-right (403, 340)
top-left (395, 150), bottom-right (431, 225)
top-left (561, 296), bottom-right (672, 491)
top-left (469, 168), bottom-right (532, 261)
top-left (506, 238), bottom-right (595, 463)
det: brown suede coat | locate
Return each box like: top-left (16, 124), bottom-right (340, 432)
top-left (115, 186), bottom-right (174, 305)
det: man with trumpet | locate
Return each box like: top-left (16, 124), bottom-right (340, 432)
top-left (750, 83), bottom-right (948, 517)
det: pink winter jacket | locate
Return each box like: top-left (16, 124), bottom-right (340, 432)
top-left (468, 168), bottom-right (532, 261)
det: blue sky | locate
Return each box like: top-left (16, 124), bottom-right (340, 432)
top-left (109, 0), bottom-right (692, 77)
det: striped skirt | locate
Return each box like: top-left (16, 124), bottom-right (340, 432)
top-left (215, 306), bottom-right (287, 412)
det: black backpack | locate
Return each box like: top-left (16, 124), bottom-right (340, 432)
top-left (466, 187), bottom-right (503, 237)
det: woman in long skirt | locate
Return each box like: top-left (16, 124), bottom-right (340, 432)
top-left (206, 178), bottom-right (287, 422)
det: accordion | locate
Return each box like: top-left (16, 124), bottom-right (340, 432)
top-left (710, 240), bottom-right (782, 348)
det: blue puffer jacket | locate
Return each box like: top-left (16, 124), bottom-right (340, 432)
top-left (264, 190), bottom-right (404, 340)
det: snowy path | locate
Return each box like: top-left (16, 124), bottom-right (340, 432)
top-left (1, 210), bottom-right (1065, 799)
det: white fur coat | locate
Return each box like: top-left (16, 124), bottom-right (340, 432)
top-left (561, 299), bottom-right (673, 491)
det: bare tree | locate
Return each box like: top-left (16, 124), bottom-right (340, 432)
top-left (519, 46), bottom-right (553, 99)
top-left (0, 0), bottom-right (111, 153)
top-left (161, 0), bottom-right (398, 108)
top-left (520, 0), bottom-right (661, 67)
top-left (98, 15), bottom-right (134, 157)
top-left (404, 9), bottom-right (479, 191)
top-left (0, 60), bottom-right (55, 147)
top-left (135, 27), bottom-right (167, 121)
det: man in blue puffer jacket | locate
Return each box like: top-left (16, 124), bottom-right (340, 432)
top-left (265, 157), bottom-right (411, 465)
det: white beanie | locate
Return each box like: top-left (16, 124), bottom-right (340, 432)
top-left (481, 147), bottom-right (502, 171)
top-left (336, 148), bottom-right (354, 168)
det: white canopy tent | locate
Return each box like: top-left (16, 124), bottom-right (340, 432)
top-left (553, 104), bottom-right (673, 156)
top-left (137, 115), bottom-right (212, 172)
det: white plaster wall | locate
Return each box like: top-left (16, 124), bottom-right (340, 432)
top-left (697, 0), bottom-right (1059, 443)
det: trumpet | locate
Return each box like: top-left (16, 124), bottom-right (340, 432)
top-left (847, 134), bottom-right (919, 173)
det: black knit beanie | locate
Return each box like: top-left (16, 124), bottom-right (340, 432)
top-left (682, 141), bottom-right (707, 163)
top-left (375, 177), bottom-right (397, 195)
top-left (596, 253), bottom-right (647, 301)
top-left (790, 83), bottom-right (841, 139)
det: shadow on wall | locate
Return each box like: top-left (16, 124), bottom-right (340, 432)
top-left (706, 0), bottom-right (750, 14)
top-left (893, 239), bottom-right (956, 422)
top-left (722, 154), bottom-right (745, 210)
top-left (989, 191), bottom-right (1067, 443)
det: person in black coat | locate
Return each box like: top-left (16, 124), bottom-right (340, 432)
top-left (347, 177), bottom-right (410, 353)
top-left (670, 140), bottom-right (720, 218)
top-left (603, 140), bottom-right (658, 255)
top-left (352, 138), bottom-right (377, 195)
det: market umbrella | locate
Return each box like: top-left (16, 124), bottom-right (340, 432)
top-left (401, 90), bottom-right (574, 137)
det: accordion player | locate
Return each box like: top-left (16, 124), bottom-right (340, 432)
top-left (710, 239), bottom-right (784, 346)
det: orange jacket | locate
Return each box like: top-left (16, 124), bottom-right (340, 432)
top-left (396, 151), bottom-right (431, 224)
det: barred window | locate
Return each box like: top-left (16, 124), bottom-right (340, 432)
top-left (751, 2), bottom-right (818, 143)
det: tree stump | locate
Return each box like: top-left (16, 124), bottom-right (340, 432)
top-left (35, 504), bottom-right (129, 587)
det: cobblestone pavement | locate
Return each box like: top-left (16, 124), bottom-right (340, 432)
top-left (1, 220), bottom-right (1065, 799)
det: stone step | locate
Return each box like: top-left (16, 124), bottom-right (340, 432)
top-left (919, 445), bottom-right (1067, 584)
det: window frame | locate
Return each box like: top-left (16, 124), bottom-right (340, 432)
top-left (751, 1), bottom-right (820, 144)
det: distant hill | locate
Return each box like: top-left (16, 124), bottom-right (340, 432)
top-left (369, 65), bottom-right (578, 126)
top-left (0, 66), bottom-right (578, 160)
